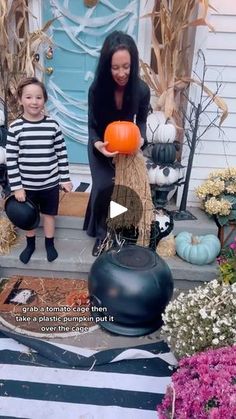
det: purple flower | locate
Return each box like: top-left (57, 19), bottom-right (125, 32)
top-left (157, 345), bottom-right (236, 418)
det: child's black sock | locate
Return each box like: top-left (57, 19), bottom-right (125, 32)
top-left (20, 236), bottom-right (36, 264)
top-left (45, 237), bottom-right (58, 262)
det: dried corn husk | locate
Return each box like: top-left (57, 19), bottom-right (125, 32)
top-left (140, 0), bottom-right (228, 125)
top-left (156, 233), bottom-right (176, 258)
top-left (0, 0), bottom-right (53, 122)
top-left (0, 216), bottom-right (17, 255)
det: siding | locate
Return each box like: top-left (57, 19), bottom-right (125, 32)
top-left (177, 0), bottom-right (236, 207)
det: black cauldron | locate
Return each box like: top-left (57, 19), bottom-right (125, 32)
top-left (5, 195), bottom-right (40, 230)
top-left (88, 245), bottom-right (174, 336)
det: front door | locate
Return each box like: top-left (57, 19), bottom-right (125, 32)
top-left (42, 0), bottom-right (140, 164)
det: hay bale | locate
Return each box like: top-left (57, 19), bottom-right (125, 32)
top-left (0, 216), bottom-right (17, 254)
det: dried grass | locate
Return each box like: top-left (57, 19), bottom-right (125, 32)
top-left (0, 216), bottom-right (17, 255)
top-left (108, 153), bottom-right (154, 246)
top-left (141, 0), bottom-right (228, 124)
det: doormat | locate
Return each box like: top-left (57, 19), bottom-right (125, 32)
top-left (58, 191), bottom-right (89, 217)
top-left (0, 276), bottom-right (98, 338)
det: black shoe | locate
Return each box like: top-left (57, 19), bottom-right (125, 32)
top-left (92, 239), bottom-right (104, 257)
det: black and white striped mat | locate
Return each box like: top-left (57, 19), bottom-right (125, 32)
top-left (0, 330), bottom-right (176, 419)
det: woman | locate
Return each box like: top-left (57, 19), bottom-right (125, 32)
top-left (83, 31), bottom-right (150, 256)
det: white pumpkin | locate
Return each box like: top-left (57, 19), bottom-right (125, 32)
top-left (146, 111), bottom-right (166, 143)
top-left (147, 166), bottom-right (157, 184)
top-left (148, 165), bottom-right (181, 185)
top-left (155, 166), bottom-right (180, 185)
top-left (156, 123), bottom-right (176, 143)
top-left (0, 146), bottom-right (6, 164)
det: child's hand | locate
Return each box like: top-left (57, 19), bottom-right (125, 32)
top-left (14, 188), bottom-right (26, 202)
top-left (61, 182), bottom-right (73, 193)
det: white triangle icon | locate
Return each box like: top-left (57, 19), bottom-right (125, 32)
top-left (110, 201), bottom-right (128, 219)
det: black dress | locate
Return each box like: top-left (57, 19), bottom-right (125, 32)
top-left (83, 79), bottom-right (150, 239)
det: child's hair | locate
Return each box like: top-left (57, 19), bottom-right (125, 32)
top-left (17, 77), bottom-right (48, 102)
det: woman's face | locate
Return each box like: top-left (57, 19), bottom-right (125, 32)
top-left (111, 49), bottom-right (131, 88)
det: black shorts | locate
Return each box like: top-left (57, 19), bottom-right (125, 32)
top-left (25, 185), bottom-right (59, 216)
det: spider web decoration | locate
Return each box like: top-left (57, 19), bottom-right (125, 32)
top-left (46, 0), bottom-right (139, 145)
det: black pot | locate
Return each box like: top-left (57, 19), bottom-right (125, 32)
top-left (88, 245), bottom-right (173, 336)
top-left (5, 195), bottom-right (40, 230)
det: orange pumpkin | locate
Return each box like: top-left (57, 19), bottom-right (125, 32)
top-left (104, 121), bottom-right (141, 154)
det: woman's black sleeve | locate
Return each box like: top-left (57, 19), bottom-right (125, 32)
top-left (88, 85), bottom-right (101, 145)
top-left (136, 82), bottom-right (151, 150)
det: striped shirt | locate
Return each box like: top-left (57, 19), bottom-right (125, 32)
top-left (6, 116), bottom-right (71, 191)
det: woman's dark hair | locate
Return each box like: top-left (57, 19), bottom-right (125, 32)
top-left (93, 31), bottom-right (139, 114)
top-left (17, 77), bottom-right (48, 102)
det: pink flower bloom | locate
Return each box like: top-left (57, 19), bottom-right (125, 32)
top-left (157, 345), bottom-right (236, 419)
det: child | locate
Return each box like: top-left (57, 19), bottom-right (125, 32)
top-left (6, 77), bottom-right (73, 263)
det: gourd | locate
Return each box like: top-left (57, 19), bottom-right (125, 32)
top-left (156, 122), bottom-right (176, 143)
top-left (175, 231), bottom-right (221, 265)
top-left (147, 165), bottom-right (181, 185)
top-left (151, 143), bottom-right (176, 165)
top-left (104, 120), bottom-right (141, 154)
top-left (146, 111), bottom-right (166, 143)
top-left (0, 146), bottom-right (6, 164)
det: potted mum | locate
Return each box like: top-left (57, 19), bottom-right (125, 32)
top-left (157, 345), bottom-right (236, 419)
top-left (161, 279), bottom-right (236, 358)
top-left (217, 237), bottom-right (236, 285)
top-left (196, 167), bottom-right (236, 226)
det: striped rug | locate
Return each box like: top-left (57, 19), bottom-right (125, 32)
top-left (0, 330), bottom-right (176, 419)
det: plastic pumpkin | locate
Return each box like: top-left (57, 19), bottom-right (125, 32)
top-left (147, 165), bottom-right (181, 185)
top-left (175, 231), bottom-right (221, 265)
top-left (151, 143), bottom-right (176, 165)
top-left (156, 123), bottom-right (176, 143)
top-left (104, 121), bottom-right (141, 154)
top-left (146, 111), bottom-right (166, 143)
top-left (88, 245), bottom-right (173, 336)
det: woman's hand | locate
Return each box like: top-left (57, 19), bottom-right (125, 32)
top-left (61, 182), bottom-right (73, 192)
top-left (14, 188), bottom-right (26, 202)
top-left (94, 141), bottom-right (119, 157)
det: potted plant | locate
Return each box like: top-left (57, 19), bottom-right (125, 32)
top-left (157, 344), bottom-right (236, 418)
top-left (196, 167), bottom-right (236, 226)
top-left (161, 278), bottom-right (236, 358)
top-left (217, 237), bottom-right (236, 285)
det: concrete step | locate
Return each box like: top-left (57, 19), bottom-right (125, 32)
top-left (170, 206), bottom-right (218, 237)
top-left (16, 206), bottom-right (218, 239)
top-left (0, 206), bottom-right (219, 290)
top-left (0, 236), bottom-right (218, 290)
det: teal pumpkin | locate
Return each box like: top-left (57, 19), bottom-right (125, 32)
top-left (175, 232), bottom-right (221, 265)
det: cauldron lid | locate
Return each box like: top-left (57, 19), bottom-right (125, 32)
top-left (5, 195), bottom-right (40, 230)
top-left (111, 245), bottom-right (157, 269)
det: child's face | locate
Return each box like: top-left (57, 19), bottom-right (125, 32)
top-left (19, 84), bottom-right (45, 121)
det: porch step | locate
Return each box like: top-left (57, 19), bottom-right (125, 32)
top-left (0, 207), bottom-right (219, 289)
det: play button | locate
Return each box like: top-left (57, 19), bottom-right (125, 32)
top-left (108, 185), bottom-right (143, 228)
top-left (110, 201), bottom-right (128, 219)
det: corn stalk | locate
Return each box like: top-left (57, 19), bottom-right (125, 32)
top-left (141, 0), bottom-right (228, 125)
top-left (0, 0), bottom-right (53, 125)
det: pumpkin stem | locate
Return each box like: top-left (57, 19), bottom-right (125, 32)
top-left (191, 236), bottom-right (199, 245)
